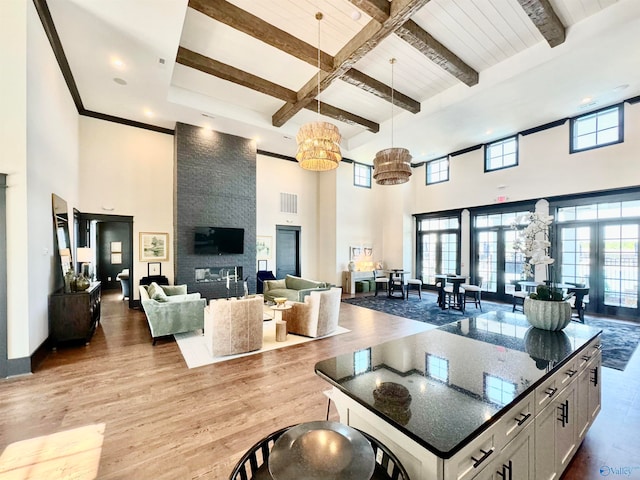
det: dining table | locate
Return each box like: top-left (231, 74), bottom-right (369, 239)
top-left (434, 274), bottom-right (467, 311)
top-left (386, 269), bottom-right (409, 299)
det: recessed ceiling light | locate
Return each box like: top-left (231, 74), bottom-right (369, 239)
top-left (581, 96), bottom-right (593, 104)
top-left (613, 84), bottom-right (629, 92)
top-left (485, 129), bottom-right (493, 135)
top-left (144, 109), bottom-right (154, 118)
top-left (350, 10), bottom-right (361, 21)
top-left (113, 77), bottom-right (127, 86)
top-left (111, 57), bottom-right (125, 69)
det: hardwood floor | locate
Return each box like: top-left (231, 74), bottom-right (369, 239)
top-left (0, 291), bottom-right (639, 479)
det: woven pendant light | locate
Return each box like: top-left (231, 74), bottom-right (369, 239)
top-left (295, 12), bottom-right (342, 171)
top-left (373, 58), bottom-right (412, 185)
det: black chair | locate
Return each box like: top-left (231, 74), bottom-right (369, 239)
top-left (567, 287), bottom-right (589, 323)
top-left (510, 280), bottom-right (527, 312)
top-left (256, 270), bottom-right (276, 294)
top-left (228, 426), bottom-right (290, 480)
top-left (358, 429), bottom-right (411, 480)
top-left (229, 424), bottom-right (411, 480)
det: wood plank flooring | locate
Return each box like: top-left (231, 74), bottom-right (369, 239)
top-left (0, 291), bottom-right (639, 479)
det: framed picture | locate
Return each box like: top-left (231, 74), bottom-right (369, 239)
top-left (258, 259), bottom-right (267, 271)
top-left (111, 253), bottom-right (122, 264)
top-left (140, 232), bottom-right (169, 261)
top-left (148, 262), bottom-right (161, 276)
top-left (111, 241), bottom-right (122, 253)
top-left (256, 236), bottom-right (272, 260)
top-left (350, 246), bottom-right (362, 261)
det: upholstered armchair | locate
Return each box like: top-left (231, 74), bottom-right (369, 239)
top-left (284, 287), bottom-right (341, 338)
top-left (204, 295), bottom-right (264, 356)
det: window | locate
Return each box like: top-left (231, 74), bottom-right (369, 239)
top-left (484, 374), bottom-right (516, 406)
top-left (416, 215), bottom-right (460, 285)
top-left (426, 157), bottom-right (449, 184)
top-left (354, 348), bottom-right (371, 375)
top-left (485, 136), bottom-right (518, 172)
top-left (353, 162), bottom-right (372, 188)
top-left (426, 354), bottom-right (449, 383)
top-left (571, 105), bottom-right (623, 153)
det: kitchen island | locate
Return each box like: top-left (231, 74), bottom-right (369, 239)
top-left (315, 311), bottom-right (602, 480)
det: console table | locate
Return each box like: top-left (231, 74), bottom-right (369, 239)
top-left (49, 281), bottom-right (102, 348)
top-left (343, 270), bottom-right (374, 294)
top-left (315, 312), bottom-right (602, 480)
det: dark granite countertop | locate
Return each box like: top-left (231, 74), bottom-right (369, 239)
top-left (315, 311), bottom-right (602, 459)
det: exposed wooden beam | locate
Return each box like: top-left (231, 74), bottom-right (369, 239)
top-left (341, 69), bottom-right (421, 114)
top-left (516, 0), bottom-right (565, 47)
top-left (273, 0), bottom-right (431, 128)
top-left (316, 101), bottom-right (380, 133)
top-left (177, 47), bottom-right (379, 133)
top-left (347, 0), bottom-right (390, 24)
top-left (395, 20), bottom-right (479, 87)
top-left (177, 47), bottom-right (297, 103)
top-left (188, 0), bottom-right (334, 72)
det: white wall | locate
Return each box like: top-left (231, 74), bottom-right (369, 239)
top-left (0, 2), bottom-right (80, 359)
top-left (78, 117), bottom-right (174, 298)
top-left (410, 102), bottom-right (640, 214)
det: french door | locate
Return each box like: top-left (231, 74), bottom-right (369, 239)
top-left (558, 221), bottom-right (639, 318)
top-left (416, 215), bottom-right (460, 286)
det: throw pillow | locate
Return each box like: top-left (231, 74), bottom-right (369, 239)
top-left (148, 282), bottom-right (168, 302)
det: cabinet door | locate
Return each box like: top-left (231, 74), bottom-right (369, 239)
top-left (534, 401), bottom-right (559, 480)
top-left (556, 383), bottom-right (577, 475)
top-left (588, 353), bottom-right (602, 424)
top-left (576, 364), bottom-right (591, 440)
top-left (473, 424), bottom-right (534, 480)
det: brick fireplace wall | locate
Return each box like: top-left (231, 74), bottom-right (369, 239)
top-left (174, 123), bottom-right (257, 299)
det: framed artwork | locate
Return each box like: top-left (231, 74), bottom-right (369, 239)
top-left (148, 262), bottom-right (161, 276)
top-left (349, 246), bottom-right (362, 261)
top-left (111, 241), bottom-right (122, 253)
top-left (258, 259), bottom-right (267, 271)
top-left (256, 236), bottom-right (272, 260)
top-left (111, 253), bottom-right (122, 264)
top-left (140, 232), bottom-right (169, 261)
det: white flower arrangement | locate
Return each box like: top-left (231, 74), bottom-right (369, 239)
top-left (512, 212), bottom-right (563, 301)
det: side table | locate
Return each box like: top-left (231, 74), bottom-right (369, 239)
top-left (271, 305), bottom-right (292, 342)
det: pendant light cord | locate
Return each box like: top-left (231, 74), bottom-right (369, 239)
top-left (316, 12), bottom-right (322, 118)
top-left (390, 58), bottom-right (396, 148)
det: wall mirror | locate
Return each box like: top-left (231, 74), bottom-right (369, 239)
top-left (52, 193), bottom-right (72, 290)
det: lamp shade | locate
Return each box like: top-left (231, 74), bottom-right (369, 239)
top-left (76, 247), bottom-right (94, 263)
top-left (373, 148), bottom-right (412, 185)
top-left (296, 122), bottom-right (342, 171)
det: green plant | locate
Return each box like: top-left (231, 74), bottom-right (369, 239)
top-left (530, 284), bottom-right (563, 302)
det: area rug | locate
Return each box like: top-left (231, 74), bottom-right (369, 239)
top-left (174, 322), bottom-right (350, 369)
top-left (343, 293), bottom-right (640, 371)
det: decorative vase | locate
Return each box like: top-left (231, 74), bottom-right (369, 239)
top-left (64, 269), bottom-right (75, 293)
top-left (348, 261), bottom-right (356, 272)
top-left (74, 273), bottom-right (90, 292)
top-left (523, 297), bottom-right (571, 331)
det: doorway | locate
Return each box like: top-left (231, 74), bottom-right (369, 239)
top-left (0, 174), bottom-right (7, 378)
top-left (276, 226), bottom-right (300, 279)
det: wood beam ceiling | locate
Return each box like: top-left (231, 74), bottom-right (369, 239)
top-left (176, 47), bottom-right (380, 133)
top-left (516, 0), bottom-right (566, 47)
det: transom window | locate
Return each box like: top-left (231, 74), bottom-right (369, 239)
top-left (426, 354), bottom-right (449, 383)
top-left (485, 136), bottom-right (518, 172)
top-left (570, 105), bottom-right (623, 153)
top-left (353, 162), bottom-right (372, 188)
top-left (426, 157), bottom-right (449, 185)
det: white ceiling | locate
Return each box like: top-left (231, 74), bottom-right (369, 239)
top-left (47, 0), bottom-right (640, 164)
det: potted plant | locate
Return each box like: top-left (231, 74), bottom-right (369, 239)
top-left (512, 212), bottom-right (572, 330)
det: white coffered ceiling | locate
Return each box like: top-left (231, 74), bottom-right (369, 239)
top-left (46, 0), bottom-right (640, 164)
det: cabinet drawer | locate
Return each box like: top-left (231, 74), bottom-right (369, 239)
top-left (534, 358), bottom-right (577, 414)
top-left (444, 423), bottom-right (498, 480)
top-left (495, 394), bottom-right (534, 450)
top-left (577, 336), bottom-right (602, 372)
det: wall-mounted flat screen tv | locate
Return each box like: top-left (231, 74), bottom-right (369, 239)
top-left (194, 227), bottom-right (244, 255)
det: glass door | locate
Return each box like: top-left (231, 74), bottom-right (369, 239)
top-left (600, 222), bottom-right (638, 317)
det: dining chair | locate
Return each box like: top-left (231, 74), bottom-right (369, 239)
top-left (567, 286), bottom-right (589, 323)
top-left (374, 270), bottom-right (390, 296)
top-left (510, 280), bottom-right (527, 312)
top-left (461, 277), bottom-right (482, 311)
top-left (228, 426), bottom-right (291, 480)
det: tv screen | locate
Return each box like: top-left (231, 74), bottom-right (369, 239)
top-left (194, 227), bottom-right (244, 255)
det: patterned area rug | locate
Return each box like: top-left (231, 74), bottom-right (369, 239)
top-left (343, 292), bottom-right (640, 371)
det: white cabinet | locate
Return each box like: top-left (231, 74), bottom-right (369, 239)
top-left (577, 351), bottom-right (602, 440)
top-left (473, 423), bottom-right (535, 480)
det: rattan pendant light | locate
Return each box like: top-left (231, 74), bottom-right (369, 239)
top-left (373, 58), bottom-right (412, 185)
top-left (295, 12), bottom-right (342, 171)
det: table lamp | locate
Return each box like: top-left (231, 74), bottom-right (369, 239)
top-left (76, 247), bottom-right (94, 287)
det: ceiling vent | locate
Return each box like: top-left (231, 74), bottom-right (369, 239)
top-left (280, 193), bottom-right (298, 214)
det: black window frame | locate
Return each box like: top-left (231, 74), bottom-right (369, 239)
top-left (353, 162), bottom-right (372, 189)
top-left (570, 103), bottom-right (624, 154)
top-left (425, 156), bottom-right (450, 185)
top-left (484, 135), bottom-right (519, 173)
